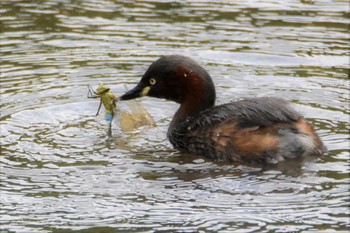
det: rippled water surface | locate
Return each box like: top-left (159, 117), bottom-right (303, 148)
top-left (1, 0), bottom-right (349, 232)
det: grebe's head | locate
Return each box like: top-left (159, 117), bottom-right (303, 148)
top-left (120, 55), bottom-right (216, 110)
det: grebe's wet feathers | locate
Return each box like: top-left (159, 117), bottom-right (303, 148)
top-left (174, 97), bottom-right (306, 162)
top-left (190, 97), bottom-right (301, 130)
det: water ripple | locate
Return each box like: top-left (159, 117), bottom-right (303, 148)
top-left (1, 0), bottom-right (349, 232)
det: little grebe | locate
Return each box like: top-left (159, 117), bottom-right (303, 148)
top-left (120, 55), bottom-right (326, 162)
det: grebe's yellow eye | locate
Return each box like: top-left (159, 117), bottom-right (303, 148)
top-left (149, 78), bottom-right (156, 85)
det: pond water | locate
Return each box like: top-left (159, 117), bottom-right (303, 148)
top-left (1, 0), bottom-right (349, 232)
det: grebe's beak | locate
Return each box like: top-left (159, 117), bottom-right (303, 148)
top-left (119, 83), bottom-right (150, 100)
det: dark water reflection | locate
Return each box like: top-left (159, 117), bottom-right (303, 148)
top-left (1, 0), bottom-right (349, 232)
